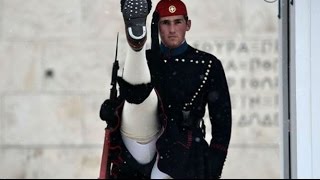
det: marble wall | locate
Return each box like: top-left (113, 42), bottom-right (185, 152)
top-left (0, 0), bottom-right (280, 178)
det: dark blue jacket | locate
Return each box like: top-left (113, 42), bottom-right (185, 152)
top-left (147, 41), bottom-right (232, 179)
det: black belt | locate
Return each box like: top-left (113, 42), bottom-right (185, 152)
top-left (181, 110), bottom-right (206, 137)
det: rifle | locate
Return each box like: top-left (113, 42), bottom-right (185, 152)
top-left (99, 33), bottom-right (120, 179)
top-left (110, 34), bottom-right (120, 101)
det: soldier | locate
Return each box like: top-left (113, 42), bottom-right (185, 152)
top-left (100, 0), bottom-right (232, 178)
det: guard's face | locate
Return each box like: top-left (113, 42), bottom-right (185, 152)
top-left (159, 15), bottom-right (191, 49)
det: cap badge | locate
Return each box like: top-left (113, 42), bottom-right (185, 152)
top-left (168, 5), bottom-right (176, 13)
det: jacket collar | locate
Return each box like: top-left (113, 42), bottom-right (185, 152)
top-left (160, 41), bottom-right (188, 57)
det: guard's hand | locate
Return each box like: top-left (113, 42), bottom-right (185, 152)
top-left (206, 148), bottom-right (226, 179)
top-left (99, 99), bottom-right (120, 126)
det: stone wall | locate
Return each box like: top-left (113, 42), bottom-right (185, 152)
top-left (0, 0), bottom-right (280, 178)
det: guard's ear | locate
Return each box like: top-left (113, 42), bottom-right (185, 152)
top-left (186, 19), bottom-right (191, 31)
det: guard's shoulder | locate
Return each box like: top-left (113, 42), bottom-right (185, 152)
top-left (188, 46), bottom-right (221, 65)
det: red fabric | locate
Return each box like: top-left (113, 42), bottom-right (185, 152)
top-left (155, 0), bottom-right (187, 18)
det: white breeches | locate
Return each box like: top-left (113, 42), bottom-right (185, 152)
top-left (121, 135), bottom-right (172, 179)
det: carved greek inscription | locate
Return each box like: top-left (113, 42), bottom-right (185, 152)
top-left (193, 38), bottom-right (279, 128)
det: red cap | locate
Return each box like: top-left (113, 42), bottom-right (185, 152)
top-left (155, 0), bottom-right (188, 18)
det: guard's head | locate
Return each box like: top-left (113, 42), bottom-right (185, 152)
top-left (154, 0), bottom-right (190, 49)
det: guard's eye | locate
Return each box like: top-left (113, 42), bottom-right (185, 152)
top-left (160, 20), bottom-right (171, 25)
top-left (174, 19), bottom-right (184, 24)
